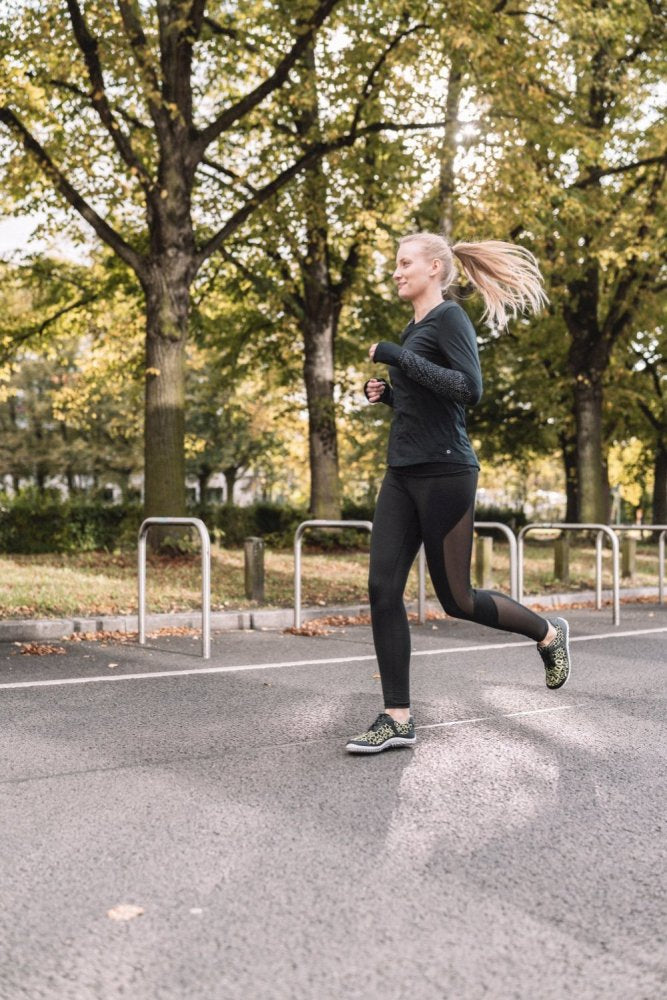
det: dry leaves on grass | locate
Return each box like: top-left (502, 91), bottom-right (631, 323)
top-left (16, 643), bottom-right (66, 655)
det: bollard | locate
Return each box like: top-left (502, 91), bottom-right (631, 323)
top-left (244, 536), bottom-right (265, 601)
top-left (554, 535), bottom-right (570, 582)
top-left (475, 535), bottom-right (493, 589)
top-left (621, 536), bottom-right (636, 579)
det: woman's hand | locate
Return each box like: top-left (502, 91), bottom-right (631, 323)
top-left (368, 343), bottom-right (377, 361)
top-left (365, 378), bottom-right (385, 403)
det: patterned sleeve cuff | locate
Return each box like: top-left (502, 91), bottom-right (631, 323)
top-left (397, 348), bottom-right (481, 405)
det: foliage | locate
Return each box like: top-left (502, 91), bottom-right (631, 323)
top-left (0, 489), bottom-right (141, 553)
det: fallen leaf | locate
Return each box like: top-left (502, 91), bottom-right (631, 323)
top-left (107, 903), bottom-right (144, 921)
top-left (19, 643), bottom-right (66, 656)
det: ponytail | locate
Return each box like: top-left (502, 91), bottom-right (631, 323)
top-left (451, 240), bottom-right (549, 329)
top-left (398, 233), bottom-right (549, 329)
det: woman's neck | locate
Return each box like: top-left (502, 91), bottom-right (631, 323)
top-left (412, 291), bottom-right (444, 324)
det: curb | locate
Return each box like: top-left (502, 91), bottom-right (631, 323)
top-left (0, 587), bottom-right (662, 643)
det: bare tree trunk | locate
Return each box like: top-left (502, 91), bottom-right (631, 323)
top-left (302, 304), bottom-right (341, 518)
top-left (574, 377), bottom-right (606, 522)
top-left (197, 466), bottom-right (212, 507)
top-left (559, 430), bottom-right (579, 522)
top-left (653, 442), bottom-right (667, 524)
top-left (142, 259), bottom-right (192, 522)
top-left (439, 52), bottom-right (464, 242)
top-left (223, 467), bottom-right (238, 505)
top-left (296, 41), bottom-right (341, 519)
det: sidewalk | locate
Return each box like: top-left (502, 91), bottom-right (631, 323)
top-left (0, 585), bottom-right (661, 642)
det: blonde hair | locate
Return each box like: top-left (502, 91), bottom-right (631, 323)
top-left (398, 232), bottom-right (549, 329)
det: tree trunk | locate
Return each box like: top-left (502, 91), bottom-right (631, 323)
top-left (439, 52), bottom-right (464, 242)
top-left (653, 441), bottom-right (667, 524)
top-left (197, 467), bottom-right (211, 507)
top-left (574, 377), bottom-right (606, 522)
top-left (302, 307), bottom-right (341, 518)
top-left (601, 454), bottom-right (612, 523)
top-left (559, 430), bottom-right (579, 522)
top-left (142, 269), bottom-right (190, 522)
top-left (296, 41), bottom-right (341, 520)
top-left (223, 467), bottom-right (238, 505)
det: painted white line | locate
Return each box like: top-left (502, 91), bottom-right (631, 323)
top-left (418, 704), bottom-right (576, 731)
top-left (1, 626), bottom-right (666, 692)
top-left (568, 627), bottom-right (667, 642)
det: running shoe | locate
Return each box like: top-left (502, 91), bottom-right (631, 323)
top-left (538, 616), bottom-right (571, 689)
top-left (346, 713), bottom-right (416, 754)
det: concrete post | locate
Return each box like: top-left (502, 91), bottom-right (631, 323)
top-left (475, 536), bottom-right (493, 589)
top-left (621, 536), bottom-right (636, 579)
top-left (554, 536), bottom-right (570, 582)
top-left (244, 536), bottom-right (265, 601)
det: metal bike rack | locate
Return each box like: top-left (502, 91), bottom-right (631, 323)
top-left (474, 521), bottom-right (519, 600)
top-left (293, 520), bottom-right (428, 629)
top-left (518, 523), bottom-right (620, 625)
top-left (294, 520), bottom-right (372, 630)
top-left (138, 517), bottom-right (211, 659)
top-left (612, 524), bottom-right (667, 604)
top-left (294, 519), bottom-right (518, 630)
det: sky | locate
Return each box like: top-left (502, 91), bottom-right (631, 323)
top-left (0, 215), bottom-right (41, 255)
top-left (0, 212), bottom-right (92, 262)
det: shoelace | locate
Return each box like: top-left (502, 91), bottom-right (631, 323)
top-left (370, 714), bottom-right (391, 731)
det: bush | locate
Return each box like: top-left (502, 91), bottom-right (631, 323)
top-left (199, 501), bottom-right (309, 549)
top-left (342, 497), bottom-right (376, 522)
top-left (0, 492), bottom-right (380, 554)
top-left (198, 500), bottom-right (373, 550)
top-left (0, 490), bottom-right (142, 553)
top-left (474, 504), bottom-right (527, 535)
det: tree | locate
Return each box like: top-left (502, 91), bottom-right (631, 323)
top-left (1, 0), bottom-right (452, 521)
top-left (189, 4), bottom-right (450, 517)
top-left (420, 0), bottom-right (666, 521)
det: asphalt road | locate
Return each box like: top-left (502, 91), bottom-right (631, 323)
top-left (1, 604), bottom-right (665, 1000)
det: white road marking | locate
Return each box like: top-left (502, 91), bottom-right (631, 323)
top-left (1, 625), bottom-right (665, 692)
top-left (418, 704), bottom-right (576, 731)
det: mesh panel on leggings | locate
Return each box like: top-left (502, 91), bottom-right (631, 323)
top-left (439, 501), bottom-right (548, 640)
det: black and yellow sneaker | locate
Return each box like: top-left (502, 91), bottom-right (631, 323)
top-left (346, 713), bottom-right (416, 754)
top-left (538, 616), bottom-right (572, 689)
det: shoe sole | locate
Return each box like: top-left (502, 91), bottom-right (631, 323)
top-left (547, 616), bottom-right (571, 690)
top-left (345, 736), bottom-right (416, 754)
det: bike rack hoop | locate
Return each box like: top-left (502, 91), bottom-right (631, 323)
top-left (517, 522), bottom-right (620, 625)
top-left (474, 521), bottom-right (518, 600)
top-left (138, 517), bottom-right (211, 659)
top-left (611, 524), bottom-right (667, 604)
top-left (293, 520), bottom-right (373, 630)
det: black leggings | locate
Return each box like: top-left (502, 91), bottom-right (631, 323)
top-left (368, 467), bottom-right (549, 708)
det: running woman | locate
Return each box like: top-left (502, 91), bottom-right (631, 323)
top-left (346, 233), bottom-right (571, 754)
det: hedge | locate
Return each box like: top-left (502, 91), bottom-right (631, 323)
top-left (0, 491), bottom-right (528, 554)
top-left (0, 491), bottom-right (142, 554)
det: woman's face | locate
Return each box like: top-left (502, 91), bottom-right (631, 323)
top-left (393, 243), bottom-right (440, 301)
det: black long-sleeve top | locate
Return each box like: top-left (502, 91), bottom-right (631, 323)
top-left (366, 300), bottom-right (483, 469)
